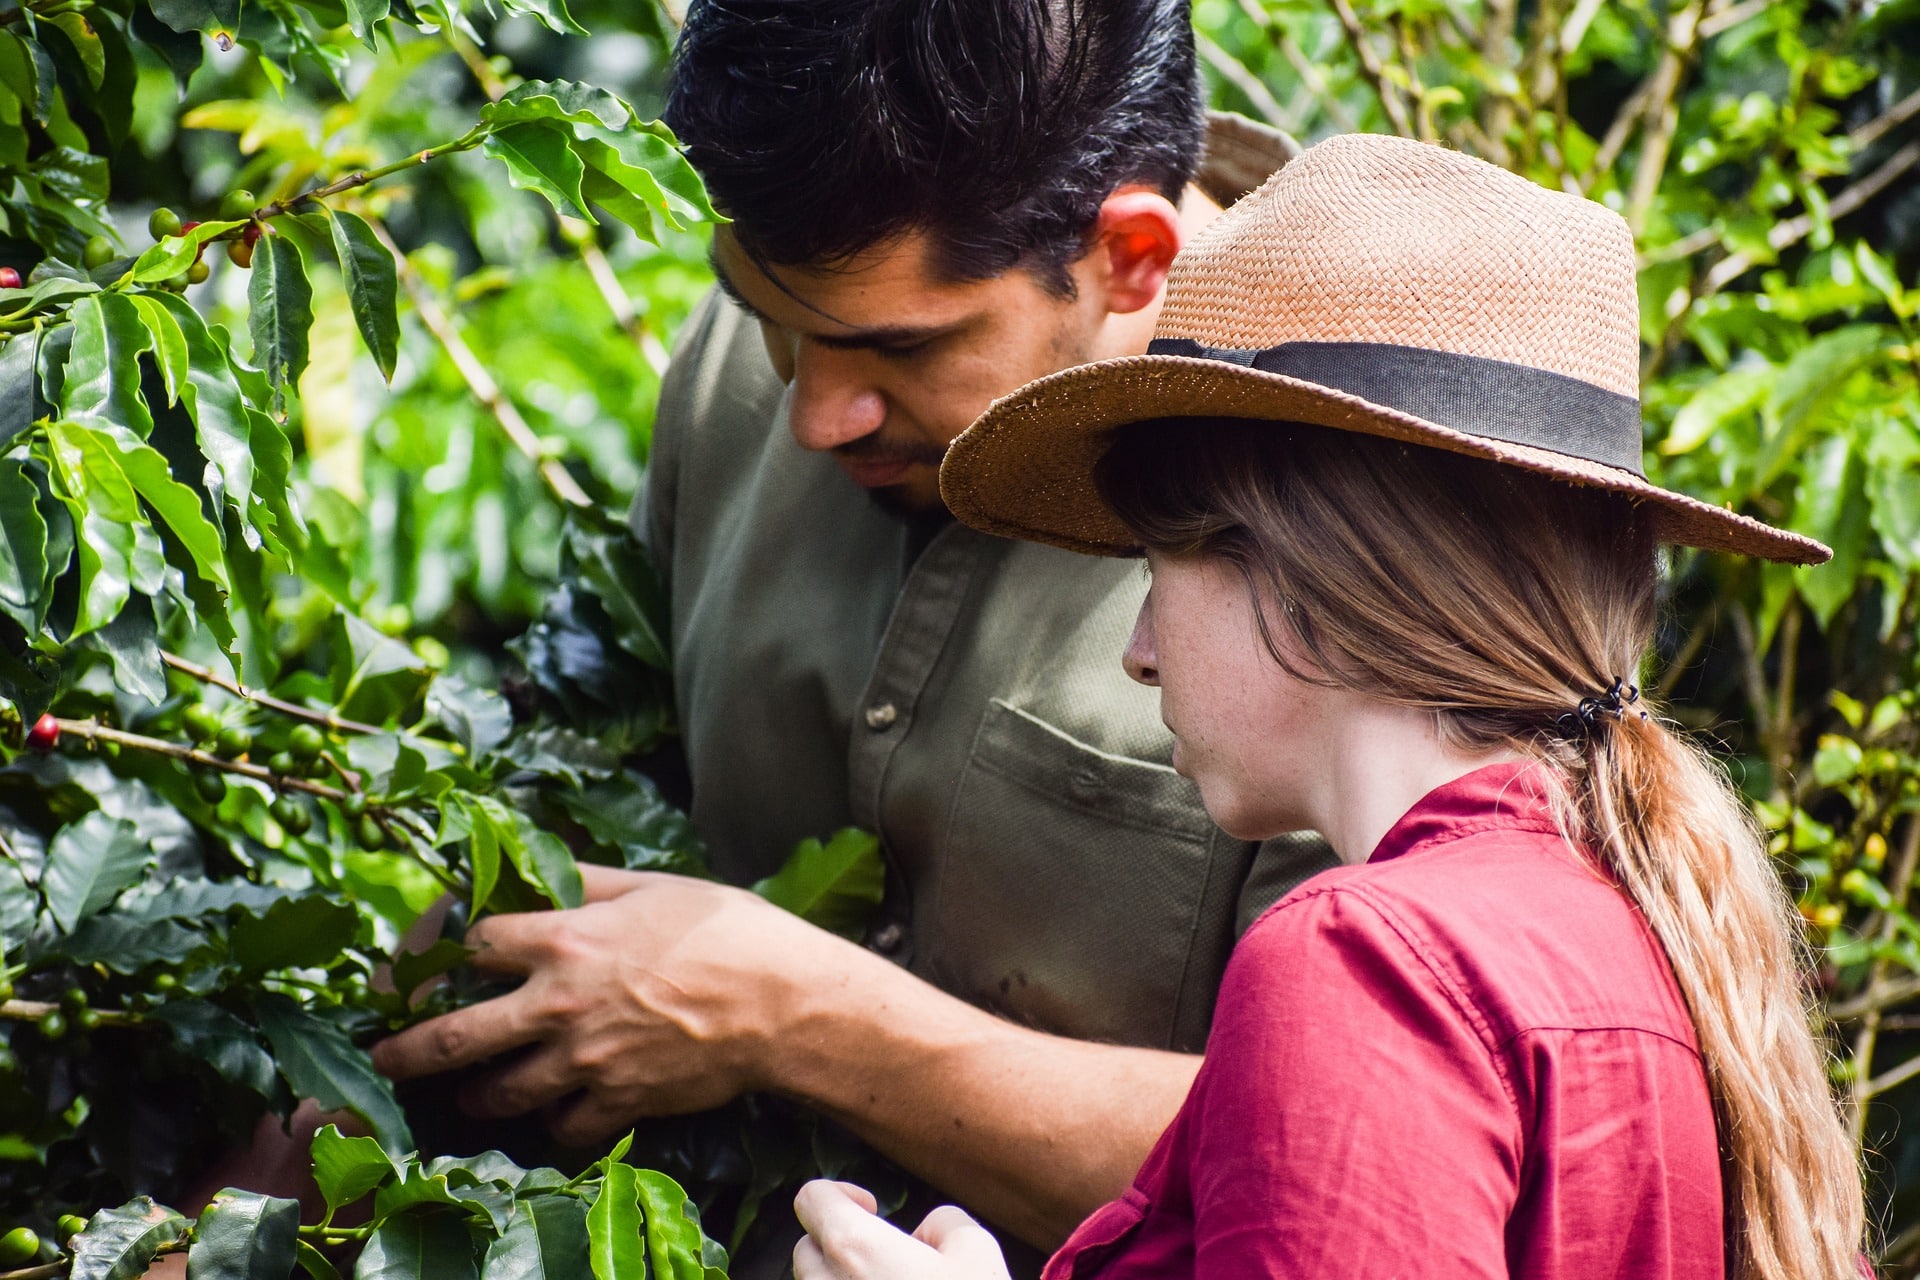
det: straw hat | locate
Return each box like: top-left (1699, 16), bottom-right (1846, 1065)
top-left (939, 133), bottom-right (1830, 566)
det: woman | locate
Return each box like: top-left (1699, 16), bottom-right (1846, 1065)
top-left (790, 134), bottom-right (1866, 1278)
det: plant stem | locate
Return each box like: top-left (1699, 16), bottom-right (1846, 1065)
top-left (366, 219), bottom-right (593, 509)
top-left (48, 717), bottom-right (458, 892)
top-left (1624, 0), bottom-right (1708, 235)
top-left (0, 999), bottom-right (139, 1026)
top-left (0, 1261), bottom-right (69, 1280)
top-left (161, 653), bottom-right (383, 736)
top-left (1327, 0), bottom-right (1417, 137)
top-left (248, 128), bottom-right (490, 225)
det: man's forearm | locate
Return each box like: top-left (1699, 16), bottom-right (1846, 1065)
top-left (766, 949), bottom-right (1198, 1250)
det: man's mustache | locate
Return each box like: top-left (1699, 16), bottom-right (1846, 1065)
top-left (833, 435), bottom-right (949, 468)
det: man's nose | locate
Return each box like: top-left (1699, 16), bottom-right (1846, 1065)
top-left (787, 347), bottom-right (887, 452)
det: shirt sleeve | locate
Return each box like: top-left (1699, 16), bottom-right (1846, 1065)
top-left (1186, 885), bottom-right (1521, 1279)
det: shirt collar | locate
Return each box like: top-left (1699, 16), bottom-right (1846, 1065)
top-left (1367, 761), bottom-right (1564, 865)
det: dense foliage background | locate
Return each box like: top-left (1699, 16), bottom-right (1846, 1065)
top-left (0, 0), bottom-right (1917, 1273)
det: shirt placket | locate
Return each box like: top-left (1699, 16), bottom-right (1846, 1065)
top-left (848, 522), bottom-right (989, 838)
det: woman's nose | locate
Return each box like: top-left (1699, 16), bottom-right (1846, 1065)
top-left (1123, 600), bottom-right (1159, 687)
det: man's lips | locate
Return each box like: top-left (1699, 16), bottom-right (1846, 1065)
top-left (835, 454), bottom-right (922, 488)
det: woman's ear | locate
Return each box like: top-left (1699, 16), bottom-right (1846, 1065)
top-left (1088, 188), bottom-right (1184, 316)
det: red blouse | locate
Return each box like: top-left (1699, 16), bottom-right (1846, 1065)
top-left (1044, 763), bottom-right (1723, 1279)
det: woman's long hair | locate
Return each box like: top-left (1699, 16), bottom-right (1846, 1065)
top-left (1094, 419), bottom-right (1863, 1280)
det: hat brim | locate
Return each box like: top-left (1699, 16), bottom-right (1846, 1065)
top-left (940, 354), bottom-right (1831, 567)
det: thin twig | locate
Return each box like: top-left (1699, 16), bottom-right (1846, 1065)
top-left (1625, 0), bottom-right (1709, 234)
top-left (248, 128), bottom-right (489, 225)
top-left (162, 653), bottom-right (383, 736)
top-left (1582, 75), bottom-right (1655, 193)
top-left (1852, 85), bottom-right (1920, 152)
top-left (0, 999), bottom-right (139, 1026)
top-left (1233, 0), bottom-right (1359, 133)
top-left (1848, 814), bottom-right (1920, 1136)
top-left (1703, 139), bottom-right (1920, 294)
top-left (1196, 30), bottom-right (1295, 133)
top-left (1327, 0), bottom-right (1417, 137)
top-left (1696, 0), bottom-right (1769, 40)
top-left (367, 220), bottom-right (593, 509)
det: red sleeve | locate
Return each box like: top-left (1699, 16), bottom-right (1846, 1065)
top-left (1185, 886), bottom-right (1521, 1279)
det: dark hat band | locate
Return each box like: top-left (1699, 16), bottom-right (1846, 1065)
top-left (1146, 338), bottom-right (1646, 478)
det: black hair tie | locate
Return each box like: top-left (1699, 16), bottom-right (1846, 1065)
top-left (1553, 677), bottom-right (1643, 740)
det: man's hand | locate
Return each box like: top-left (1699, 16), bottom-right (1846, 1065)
top-left (793, 1182), bottom-right (1011, 1280)
top-left (371, 866), bottom-right (851, 1146)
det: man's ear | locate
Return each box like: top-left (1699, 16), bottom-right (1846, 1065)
top-left (1087, 187), bottom-right (1184, 316)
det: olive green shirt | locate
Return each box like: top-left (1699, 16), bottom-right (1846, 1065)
top-left (636, 111), bottom-right (1335, 1269)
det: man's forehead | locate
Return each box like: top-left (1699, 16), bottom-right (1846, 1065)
top-left (709, 229), bottom-right (1014, 340)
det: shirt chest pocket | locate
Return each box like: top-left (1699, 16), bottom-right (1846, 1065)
top-left (917, 698), bottom-right (1230, 1051)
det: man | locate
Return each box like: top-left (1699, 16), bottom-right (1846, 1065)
top-left (374, 1), bottom-right (1332, 1273)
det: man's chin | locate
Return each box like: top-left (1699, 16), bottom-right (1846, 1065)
top-left (864, 480), bottom-right (947, 520)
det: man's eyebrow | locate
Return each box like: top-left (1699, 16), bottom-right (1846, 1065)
top-left (709, 248), bottom-right (962, 351)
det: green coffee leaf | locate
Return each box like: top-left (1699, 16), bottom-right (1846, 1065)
top-left (752, 828), bottom-right (884, 937)
top-left (484, 123), bottom-right (591, 222)
top-left (57, 913), bottom-right (205, 971)
top-left (43, 811), bottom-right (151, 930)
top-left (355, 1212), bottom-right (479, 1280)
top-left (69, 1197), bottom-right (189, 1280)
top-left (496, 0), bottom-right (587, 36)
top-left (480, 79), bottom-right (630, 130)
top-left (150, 292), bottom-right (254, 515)
top-left (587, 1161), bottom-right (645, 1280)
top-left (230, 894), bottom-right (360, 973)
top-left (296, 1240), bottom-right (342, 1280)
top-left (248, 233), bottom-right (314, 413)
top-left (0, 330), bottom-right (36, 448)
top-left (186, 1189), bottom-right (300, 1280)
top-left (632, 1171), bottom-right (708, 1280)
top-left (373, 1171), bottom-right (512, 1234)
top-left (389, 937), bottom-right (473, 1002)
top-left (326, 209), bottom-right (398, 382)
top-left (62, 294), bottom-right (155, 437)
top-left (343, 0), bottom-right (391, 44)
top-left (0, 456), bottom-right (48, 630)
top-left (127, 293), bottom-right (188, 407)
top-left (483, 1195), bottom-right (591, 1280)
top-left (311, 1124), bottom-right (398, 1216)
top-left (151, 1001), bottom-right (279, 1099)
top-left (87, 418), bottom-right (229, 590)
top-left (255, 995), bottom-right (413, 1154)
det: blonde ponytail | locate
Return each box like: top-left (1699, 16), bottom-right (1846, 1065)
top-left (1095, 418), bottom-right (1866, 1280)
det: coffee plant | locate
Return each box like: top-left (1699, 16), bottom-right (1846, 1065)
top-left (0, 0), bottom-right (904, 1273)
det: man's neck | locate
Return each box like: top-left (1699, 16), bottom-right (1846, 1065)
top-left (1090, 181), bottom-right (1226, 361)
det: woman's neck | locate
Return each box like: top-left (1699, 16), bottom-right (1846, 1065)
top-left (1306, 694), bottom-right (1529, 866)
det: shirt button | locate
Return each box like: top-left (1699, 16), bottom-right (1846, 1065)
top-left (864, 702), bottom-right (898, 731)
top-left (870, 922), bottom-right (905, 954)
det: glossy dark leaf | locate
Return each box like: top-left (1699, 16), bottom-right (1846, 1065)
top-left (248, 234), bottom-right (314, 414)
top-left (479, 79), bottom-right (629, 130)
top-left (482, 1195), bottom-right (590, 1280)
top-left (151, 1001), bottom-right (280, 1099)
top-left (553, 772), bottom-right (705, 873)
top-left (69, 1197), bottom-right (189, 1280)
top-left (150, 292), bottom-right (254, 516)
top-left (186, 1188), bottom-right (300, 1280)
top-left (255, 995), bottom-right (413, 1154)
top-left (42, 810), bottom-right (151, 930)
top-left (57, 913), bottom-right (206, 971)
top-left (230, 895), bottom-right (360, 973)
top-left (354, 1211), bottom-right (480, 1280)
top-left (499, 725), bottom-right (620, 788)
top-left (389, 938), bottom-right (473, 1002)
top-left (327, 210), bottom-right (398, 381)
top-left (0, 455), bottom-right (48, 630)
top-left (0, 330), bottom-right (37, 450)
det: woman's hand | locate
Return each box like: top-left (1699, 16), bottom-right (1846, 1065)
top-left (793, 1181), bottom-right (1013, 1280)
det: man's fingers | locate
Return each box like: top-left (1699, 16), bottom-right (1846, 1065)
top-left (371, 990), bottom-right (538, 1082)
top-left (577, 864), bottom-right (652, 902)
top-left (455, 1047), bottom-right (578, 1120)
top-left (548, 1089), bottom-right (637, 1149)
top-left (460, 913), bottom-right (556, 974)
top-left (913, 1206), bottom-right (1009, 1273)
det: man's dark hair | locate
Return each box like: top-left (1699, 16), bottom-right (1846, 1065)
top-left (664, 0), bottom-right (1206, 296)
